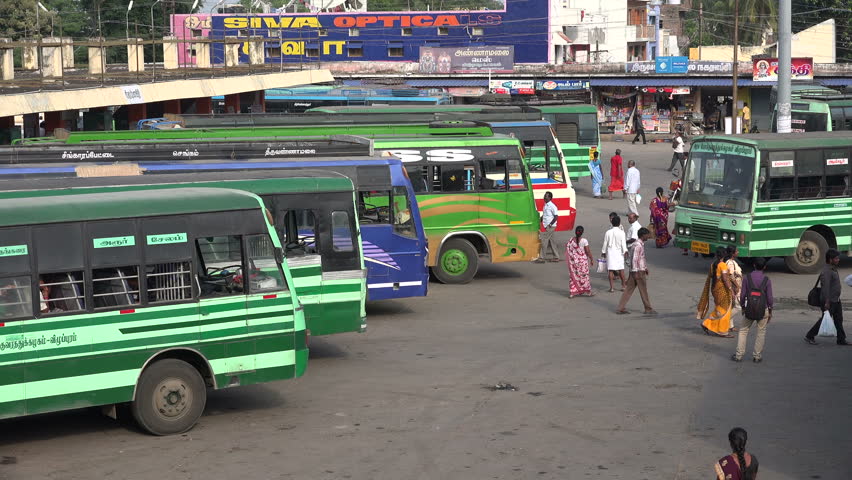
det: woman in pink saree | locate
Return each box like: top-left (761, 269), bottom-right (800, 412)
top-left (566, 226), bottom-right (595, 298)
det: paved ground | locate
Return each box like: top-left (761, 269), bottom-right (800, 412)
top-left (2, 141), bottom-right (852, 480)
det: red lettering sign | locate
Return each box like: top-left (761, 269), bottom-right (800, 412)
top-left (334, 17), bottom-right (356, 28)
top-left (411, 15), bottom-right (433, 27)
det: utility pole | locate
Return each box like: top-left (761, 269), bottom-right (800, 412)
top-left (731, 0), bottom-right (738, 133)
top-left (777, 0), bottom-right (792, 133)
top-left (698, 0), bottom-right (703, 60)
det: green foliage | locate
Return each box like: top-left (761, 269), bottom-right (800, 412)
top-left (792, 0), bottom-right (851, 62)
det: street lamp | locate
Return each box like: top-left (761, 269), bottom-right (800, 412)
top-left (126, 0), bottom-right (134, 39)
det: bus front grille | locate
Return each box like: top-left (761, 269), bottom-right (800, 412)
top-left (691, 217), bottom-right (719, 242)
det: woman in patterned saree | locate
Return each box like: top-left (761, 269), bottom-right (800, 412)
top-left (649, 187), bottom-right (672, 247)
top-left (566, 226), bottom-right (594, 298)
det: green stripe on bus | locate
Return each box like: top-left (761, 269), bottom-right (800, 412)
top-left (26, 386), bottom-right (133, 416)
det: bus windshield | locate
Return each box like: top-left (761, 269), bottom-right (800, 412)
top-left (682, 142), bottom-right (756, 213)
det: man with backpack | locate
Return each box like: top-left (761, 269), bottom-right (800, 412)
top-left (732, 257), bottom-right (773, 363)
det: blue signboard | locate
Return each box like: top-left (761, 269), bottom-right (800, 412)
top-left (655, 56), bottom-right (689, 74)
top-left (535, 79), bottom-right (590, 91)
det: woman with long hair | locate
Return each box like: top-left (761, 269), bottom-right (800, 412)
top-left (714, 427), bottom-right (758, 480)
top-left (608, 149), bottom-right (624, 200)
top-left (726, 245), bottom-right (743, 331)
top-left (589, 151), bottom-right (603, 199)
top-left (566, 226), bottom-right (595, 298)
top-left (698, 247), bottom-right (735, 337)
top-left (649, 187), bottom-right (672, 248)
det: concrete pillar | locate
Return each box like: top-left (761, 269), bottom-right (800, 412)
top-left (163, 36), bottom-right (179, 70)
top-left (127, 38), bottom-right (145, 72)
top-left (247, 36), bottom-right (264, 65)
top-left (61, 37), bottom-right (74, 69)
top-left (0, 38), bottom-right (13, 81)
top-left (43, 111), bottom-right (63, 136)
top-left (40, 37), bottom-right (63, 78)
top-left (22, 41), bottom-right (39, 70)
top-left (193, 39), bottom-right (211, 68)
top-left (194, 97), bottom-right (213, 114)
top-left (127, 103), bottom-right (148, 129)
top-left (88, 38), bottom-right (106, 75)
top-left (224, 41), bottom-right (240, 67)
top-left (224, 94), bottom-right (241, 114)
top-left (251, 90), bottom-right (265, 113)
top-left (163, 99), bottom-right (181, 115)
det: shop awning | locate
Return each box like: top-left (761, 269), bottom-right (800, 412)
top-left (589, 78), bottom-right (763, 87)
top-left (406, 79), bottom-right (489, 87)
top-left (820, 78), bottom-right (852, 86)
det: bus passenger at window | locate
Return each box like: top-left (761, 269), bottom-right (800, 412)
top-left (39, 279), bottom-right (50, 313)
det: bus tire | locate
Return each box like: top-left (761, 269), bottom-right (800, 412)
top-left (433, 238), bottom-right (479, 284)
top-left (785, 230), bottom-right (829, 275)
top-left (132, 359), bottom-right (207, 436)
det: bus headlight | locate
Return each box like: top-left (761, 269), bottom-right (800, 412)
top-left (684, 227), bottom-right (691, 236)
top-left (721, 232), bottom-right (730, 241)
top-left (677, 225), bottom-right (685, 235)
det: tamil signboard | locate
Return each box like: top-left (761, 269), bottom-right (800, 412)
top-left (536, 80), bottom-right (590, 91)
top-left (655, 56), bottom-right (689, 74)
top-left (419, 46), bottom-right (514, 74)
top-left (489, 79), bottom-right (535, 95)
top-left (752, 57), bottom-right (814, 82)
top-left (625, 60), bottom-right (733, 74)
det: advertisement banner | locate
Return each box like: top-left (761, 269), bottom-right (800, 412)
top-left (752, 57), bottom-right (814, 82)
top-left (655, 56), bottom-right (689, 74)
top-left (626, 60), bottom-right (733, 74)
top-left (419, 46), bottom-right (514, 74)
top-left (535, 80), bottom-right (590, 91)
top-left (489, 79), bottom-right (535, 95)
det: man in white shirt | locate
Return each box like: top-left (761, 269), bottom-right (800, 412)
top-left (624, 160), bottom-right (641, 215)
top-left (626, 213), bottom-right (641, 241)
top-left (668, 128), bottom-right (687, 172)
top-left (534, 191), bottom-right (560, 263)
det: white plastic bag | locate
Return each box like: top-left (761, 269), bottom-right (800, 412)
top-left (596, 258), bottom-right (607, 274)
top-left (636, 193), bottom-right (643, 205)
top-left (818, 310), bottom-right (837, 337)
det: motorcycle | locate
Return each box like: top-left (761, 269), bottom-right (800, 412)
top-left (668, 168), bottom-right (682, 209)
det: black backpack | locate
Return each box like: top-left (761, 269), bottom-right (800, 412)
top-left (743, 272), bottom-right (769, 320)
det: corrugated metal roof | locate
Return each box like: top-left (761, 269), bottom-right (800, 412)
top-left (406, 79), bottom-right (489, 87)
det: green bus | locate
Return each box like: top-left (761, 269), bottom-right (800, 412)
top-left (303, 103), bottom-right (600, 180)
top-left (674, 132), bottom-right (852, 273)
top-left (0, 188), bottom-right (307, 434)
top-left (0, 172), bottom-right (366, 337)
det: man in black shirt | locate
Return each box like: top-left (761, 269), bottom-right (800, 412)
top-left (805, 249), bottom-right (849, 345)
top-left (631, 113), bottom-right (646, 145)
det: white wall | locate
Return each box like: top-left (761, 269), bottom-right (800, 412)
top-left (551, 0), bottom-right (629, 63)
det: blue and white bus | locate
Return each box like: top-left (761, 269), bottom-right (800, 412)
top-left (0, 140), bottom-right (429, 302)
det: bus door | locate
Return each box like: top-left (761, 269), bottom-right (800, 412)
top-left (0, 227), bottom-right (30, 417)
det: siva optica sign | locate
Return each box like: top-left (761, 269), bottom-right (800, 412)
top-left (419, 46), bottom-right (514, 73)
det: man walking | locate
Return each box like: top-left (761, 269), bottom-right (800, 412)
top-left (631, 112), bottom-right (646, 145)
top-left (805, 249), bottom-right (849, 345)
top-left (732, 257), bottom-right (773, 363)
top-left (533, 191), bottom-right (560, 263)
top-left (616, 227), bottom-right (656, 315)
top-left (626, 212), bottom-right (641, 241)
top-left (741, 102), bottom-right (751, 132)
top-left (668, 127), bottom-right (686, 172)
top-left (624, 160), bottom-right (641, 215)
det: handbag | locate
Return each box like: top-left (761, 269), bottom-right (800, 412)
top-left (596, 258), bottom-right (607, 274)
top-left (807, 277), bottom-right (822, 307)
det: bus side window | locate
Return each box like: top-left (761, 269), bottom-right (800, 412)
top-left (196, 235), bottom-right (244, 298)
top-left (830, 107), bottom-right (843, 131)
top-left (35, 224), bottom-right (86, 314)
top-left (143, 218), bottom-right (194, 304)
top-left (391, 186), bottom-right (416, 238)
top-left (358, 190), bottom-right (391, 224)
top-left (844, 107), bottom-right (852, 131)
top-left (245, 235), bottom-right (288, 293)
top-left (0, 227), bottom-right (33, 321)
top-left (478, 159), bottom-right (508, 191)
top-left (796, 149), bottom-right (824, 199)
top-left (767, 151), bottom-right (795, 201)
top-left (281, 210), bottom-right (318, 257)
top-left (405, 166), bottom-right (429, 193)
top-left (331, 211), bottom-right (354, 252)
top-left (825, 148), bottom-right (851, 197)
top-left (507, 159), bottom-right (527, 191)
top-left (434, 165), bottom-right (476, 192)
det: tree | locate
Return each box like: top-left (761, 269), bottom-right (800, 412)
top-left (792, 0), bottom-right (851, 63)
top-left (729, 0), bottom-right (776, 45)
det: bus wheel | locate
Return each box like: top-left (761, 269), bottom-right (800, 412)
top-left (132, 359), bottom-right (207, 436)
top-left (433, 238), bottom-right (479, 284)
top-left (785, 230), bottom-right (829, 275)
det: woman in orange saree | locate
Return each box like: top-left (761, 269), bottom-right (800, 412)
top-left (697, 247), bottom-right (734, 337)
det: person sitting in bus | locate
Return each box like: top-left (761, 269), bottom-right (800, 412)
top-left (39, 279), bottom-right (50, 313)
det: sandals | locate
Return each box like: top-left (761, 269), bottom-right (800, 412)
top-left (615, 310), bottom-right (630, 315)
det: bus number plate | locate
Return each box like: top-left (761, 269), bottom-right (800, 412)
top-left (691, 241), bottom-right (710, 254)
